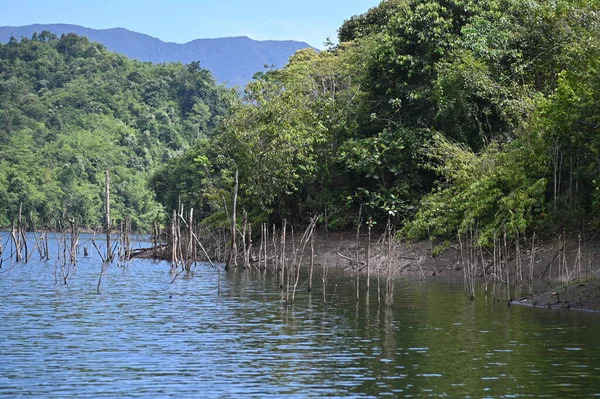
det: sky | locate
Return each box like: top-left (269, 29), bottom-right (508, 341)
top-left (0, 0), bottom-right (382, 48)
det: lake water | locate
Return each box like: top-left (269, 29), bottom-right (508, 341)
top-left (1, 233), bottom-right (600, 398)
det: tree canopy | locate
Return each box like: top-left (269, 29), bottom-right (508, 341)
top-left (0, 32), bottom-right (228, 230)
top-left (151, 0), bottom-right (600, 242)
top-left (4, 0), bottom-right (600, 243)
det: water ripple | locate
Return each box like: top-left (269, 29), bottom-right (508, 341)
top-left (1, 233), bottom-right (600, 397)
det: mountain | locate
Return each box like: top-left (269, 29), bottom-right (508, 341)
top-left (0, 24), bottom-right (312, 87)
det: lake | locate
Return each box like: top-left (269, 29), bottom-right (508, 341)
top-left (1, 233), bottom-right (599, 398)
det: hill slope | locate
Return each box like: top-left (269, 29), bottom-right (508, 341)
top-left (0, 33), bottom-right (228, 229)
top-left (0, 24), bottom-right (311, 87)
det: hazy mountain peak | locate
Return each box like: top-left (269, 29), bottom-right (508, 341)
top-left (0, 23), bottom-right (311, 87)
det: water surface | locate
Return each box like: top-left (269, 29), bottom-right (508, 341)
top-left (1, 233), bottom-right (599, 398)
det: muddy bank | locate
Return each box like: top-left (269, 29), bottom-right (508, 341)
top-left (307, 231), bottom-right (597, 275)
top-left (318, 231), bottom-right (600, 312)
top-left (510, 280), bottom-right (600, 312)
top-left (276, 230), bottom-right (600, 312)
top-left (137, 229), bottom-right (600, 312)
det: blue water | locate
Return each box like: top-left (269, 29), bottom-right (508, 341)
top-left (1, 233), bottom-right (599, 398)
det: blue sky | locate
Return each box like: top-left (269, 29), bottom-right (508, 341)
top-left (0, 0), bottom-right (381, 48)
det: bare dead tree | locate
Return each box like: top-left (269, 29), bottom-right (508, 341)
top-left (241, 210), bottom-right (250, 270)
top-left (385, 218), bottom-right (394, 307)
top-left (225, 169), bottom-right (239, 271)
top-left (366, 217), bottom-right (372, 293)
top-left (280, 219), bottom-right (287, 290)
top-left (291, 215), bottom-right (319, 304)
top-left (68, 217), bottom-right (78, 266)
top-left (105, 169), bottom-right (113, 263)
top-left (356, 204), bottom-right (362, 301)
top-left (171, 209), bottom-right (178, 269)
top-left (309, 227), bottom-right (315, 292)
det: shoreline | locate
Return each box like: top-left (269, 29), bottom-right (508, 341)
top-left (323, 231), bottom-right (600, 313)
top-left (135, 229), bottom-right (600, 313)
top-left (509, 280), bottom-right (600, 312)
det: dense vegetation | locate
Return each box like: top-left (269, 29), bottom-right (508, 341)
top-left (3, 0), bottom-right (600, 246)
top-left (152, 0), bottom-right (600, 244)
top-left (0, 32), bottom-right (228, 230)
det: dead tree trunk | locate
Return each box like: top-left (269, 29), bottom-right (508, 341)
top-left (183, 208), bottom-right (195, 271)
top-left (11, 221), bottom-right (20, 263)
top-left (241, 210), bottom-right (249, 270)
top-left (44, 228), bottom-right (49, 260)
top-left (280, 219), bottom-right (287, 290)
top-left (366, 218), bottom-right (372, 292)
top-left (225, 169), bottom-right (239, 271)
top-left (68, 218), bottom-right (78, 266)
top-left (385, 218), bottom-right (394, 307)
top-left (152, 222), bottom-right (158, 260)
top-left (309, 230), bottom-right (315, 293)
top-left (105, 169), bottom-right (112, 263)
top-left (356, 205), bottom-right (362, 301)
top-left (292, 215), bottom-right (319, 303)
top-left (171, 209), bottom-right (178, 269)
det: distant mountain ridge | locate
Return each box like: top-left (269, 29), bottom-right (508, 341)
top-left (0, 23), bottom-right (312, 87)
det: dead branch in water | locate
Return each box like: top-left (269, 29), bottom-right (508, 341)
top-left (291, 214), bottom-right (319, 304)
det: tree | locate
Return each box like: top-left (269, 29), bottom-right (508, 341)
top-left (0, 34), bottom-right (228, 230)
top-left (219, 77), bottom-right (327, 214)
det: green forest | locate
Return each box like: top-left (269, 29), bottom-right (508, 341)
top-left (0, 31), bottom-right (228, 230)
top-left (2, 0), bottom-right (600, 246)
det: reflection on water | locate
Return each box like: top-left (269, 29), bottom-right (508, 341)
top-left (1, 233), bottom-right (600, 398)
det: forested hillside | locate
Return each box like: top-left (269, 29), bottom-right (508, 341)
top-left (152, 0), bottom-right (600, 244)
top-left (0, 32), bottom-right (228, 230)
top-left (3, 0), bottom-right (599, 244)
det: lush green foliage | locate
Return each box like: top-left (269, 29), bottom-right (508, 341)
top-left (401, 0), bottom-right (600, 239)
top-left (149, 0), bottom-right (600, 240)
top-left (402, 133), bottom-right (548, 244)
top-left (7, 0), bottom-right (599, 241)
top-left (0, 33), bottom-right (227, 229)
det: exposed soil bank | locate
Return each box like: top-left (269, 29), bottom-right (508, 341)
top-left (509, 280), bottom-right (600, 312)
top-left (312, 231), bottom-right (600, 312)
top-left (138, 229), bottom-right (600, 312)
